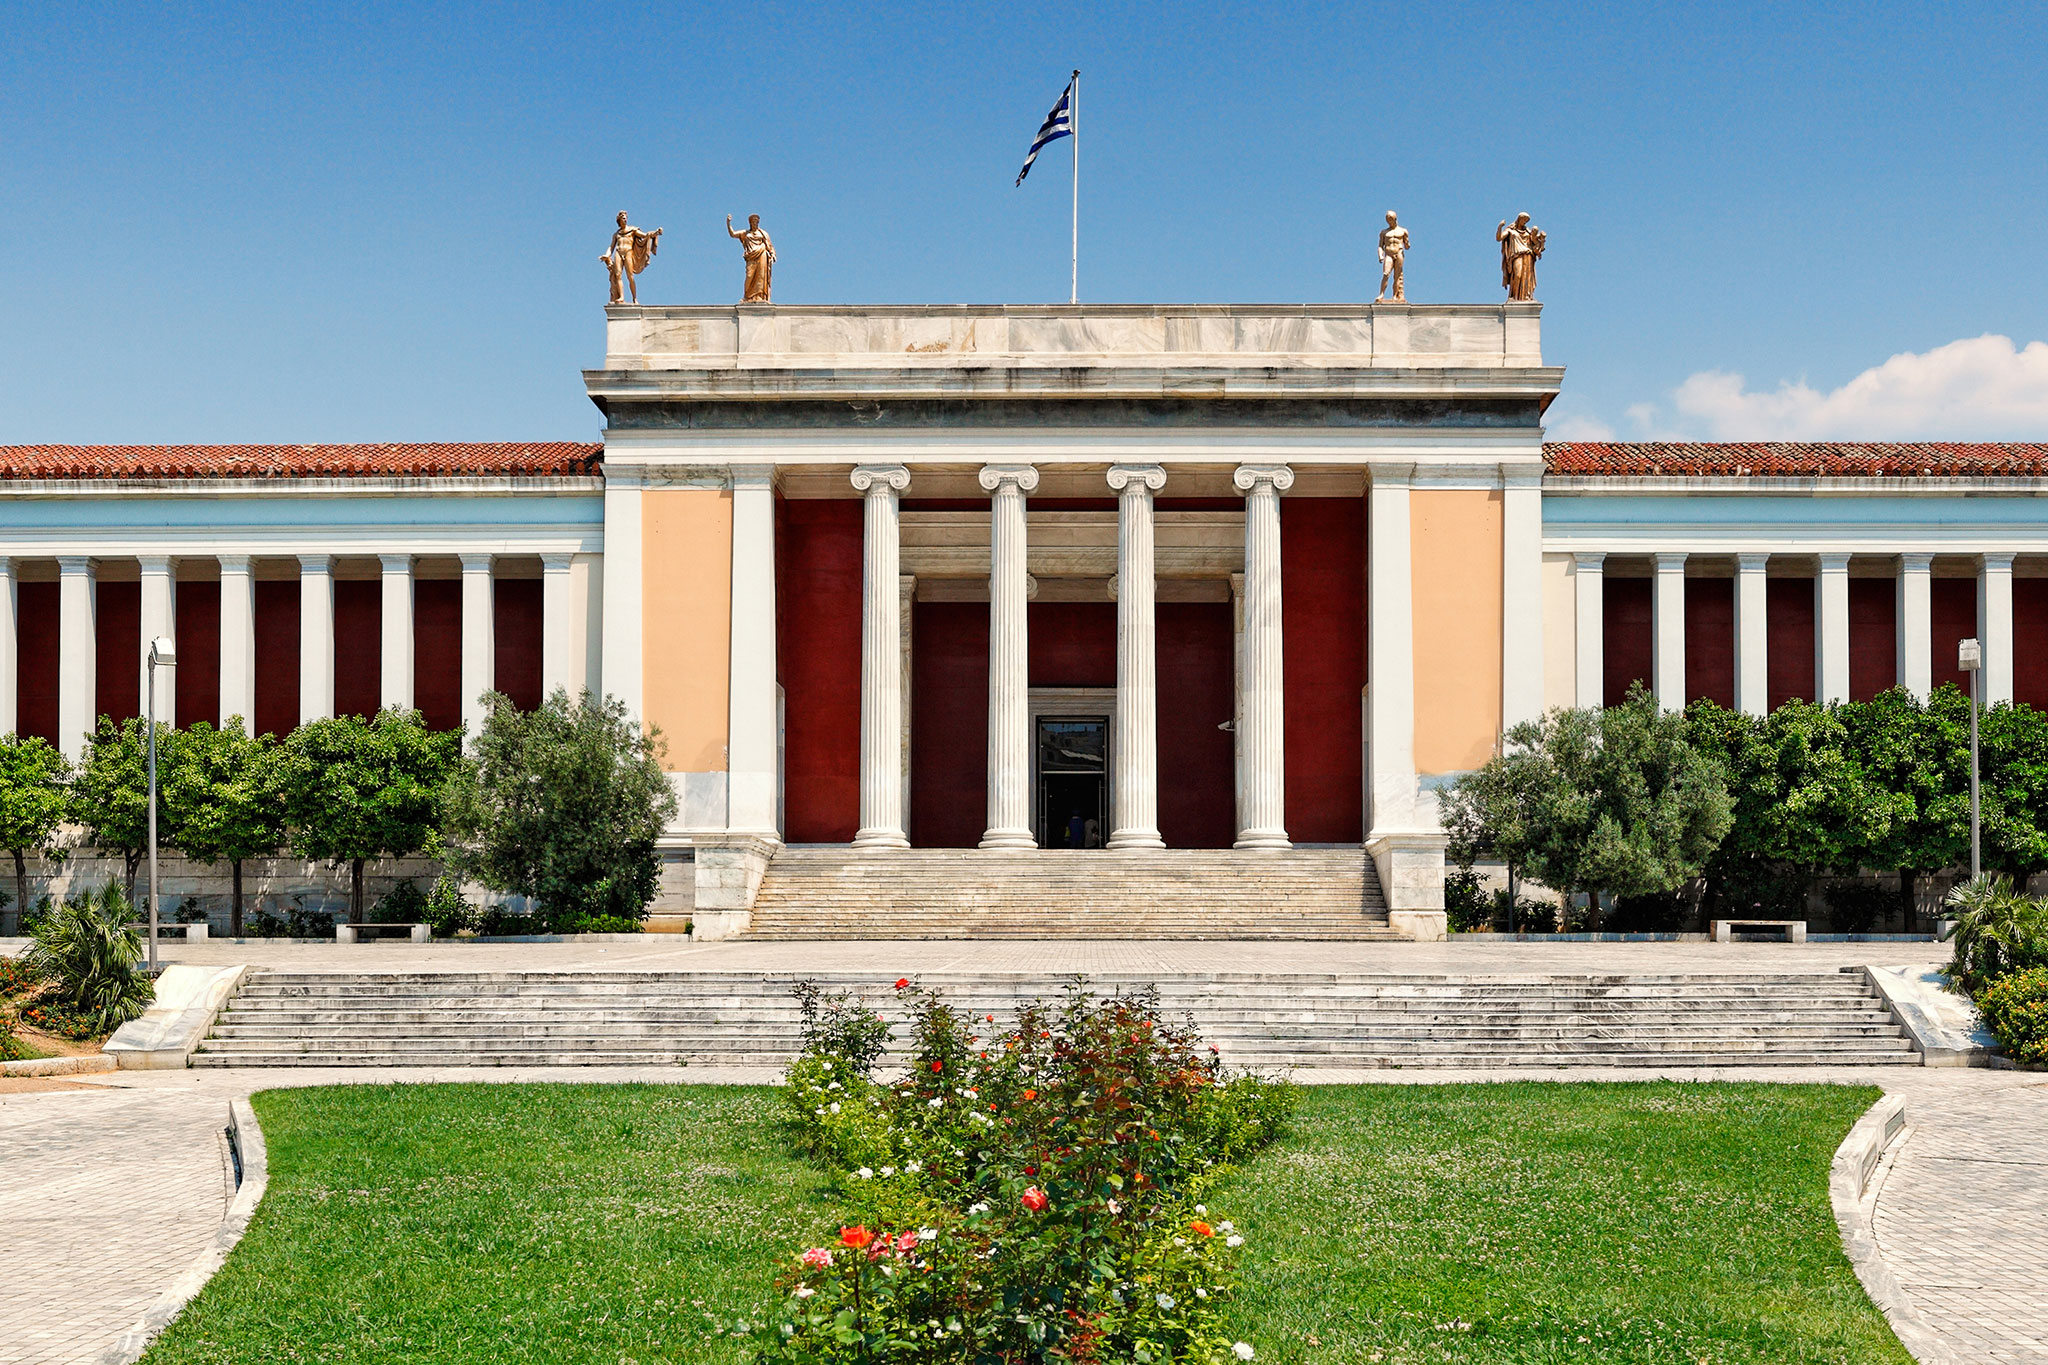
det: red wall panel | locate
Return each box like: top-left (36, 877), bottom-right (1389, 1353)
top-left (493, 579), bottom-right (544, 711)
top-left (778, 500), bottom-right (863, 843)
top-left (1028, 603), bottom-right (1116, 688)
top-left (1684, 577), bottom-right (1735, 709)
top-left (413, 581), bottom-right (463, 731)
top-left (1281, 498), bottom-right (1364, 843)
top-left (174, 581), bottom-right (221, 727)
top-left (1931, 577), bottom-right (1977, 695)
top-left (333, 581), bottom-right (382, 720)
top-left (15, 583), bottom-right (59, 744)
top-left (1157, 603), bottom-right (1235, 848)
top-left (1767, 577), bottom-right (1816, 709)
top-left (1603, 577), bottom-right (1652, 706)
top-left (94, 581), bottom-right (140, 726)
top-left (253, 580), bottom-right (299, 739)
top-left (2017, 581), bottom-right (2048, 711)
top-left (910, 602), bottom-right (989, 848)
top-left (1849, 578), bottom-right (1897, 702)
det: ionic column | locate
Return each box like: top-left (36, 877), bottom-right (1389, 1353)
top-left (57, 557), bottom-right (95, 763)
top-left (0, 558), bottom-right (17, 737)
top-left (851, 465), bottom-right (912, 849)
top-left (1572, 552), bottom-right (1604, 709)
top-left (1652, 552), bottom-right (1687, 710)
top-left (899, 573), bottom-right (916, 836)
top-left (1107, 464), bottom-right (1166, 849)
top-left (1897, 553), bottom-right (1933, 699)
top-left (298, 555), bottom-right (335, 724)
top-left (1817, 553), bottom-right (1851, 704)
top-left (460, 553), bottom-right (495, 739)
top-left (217, 556), bottom-right (257, 729)
top-left (1981, 552), bottom-right (2015, 704)
top-left (1234, 463), bottom-right (1293, 849)
top-left (380, 554), bottom-right (415, 712)
top-left (1734, 553), bottom-right (1769, 715)
top-left (727, 467), bottom-right (780, 838)
top-left (137, 556), bottom-right (177, 725)
top-left (978, 464), bottom-right (1039, 850)
top-left (540, 551), bottom-right (574, 700)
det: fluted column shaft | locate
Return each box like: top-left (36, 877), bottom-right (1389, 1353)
top-left (1817, 553), bottom-right (1851, 704)
top-left (138, 556), bottom-right (177, 727)
top-left (0, 557), bottom-right (16, 738)
top-left (1107, 464), bottom-right (1166, 849)
top-left (380, 554), bottom-right (415, 712)
top-left (217, 555), bottom-right (256, 728)
top-left (1734, 553), bottom-right (1769, 715)
top-left (1234, 464), bottom-right (1292, 849)
top-left (1652, 552), bottom-right (1687, 710)
top-left (1897, 554), bottom-right (1933, 699)
top-left (979, 464), bottom-right (1038, 849)
top-left (460, 553), bottom-right (496, 740)
top-left (853, 465), bottom-right (912, 848)
top-left (298, 554), bottom-right (335, 724)
top-left (1981, 552), bottom-right (2015, 705)
top-left (57, 558), bottom-right (95, 763)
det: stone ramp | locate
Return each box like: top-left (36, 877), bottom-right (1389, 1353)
top-left (192, 969), bottom-right (1920, 1069)
top-left (745, 847), bottom-right (1399, 939)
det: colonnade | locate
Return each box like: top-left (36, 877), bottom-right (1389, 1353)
top-left (845, 462), bottom-right (1295, 851)
top-left (1571, 550), bottom-right (2016, 712)
top-left (0, 551), bottom-right (582, 761)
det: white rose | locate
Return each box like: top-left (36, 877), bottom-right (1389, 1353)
top-left (1234, 1344), bottom-right (1255, 1361)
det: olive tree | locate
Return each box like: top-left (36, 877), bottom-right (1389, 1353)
top-left (0, 735), bottom-right (72, 934)
top-left (68, 716), bottom-right (175, 909)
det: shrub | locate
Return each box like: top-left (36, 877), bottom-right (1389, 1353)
top-left (247, 901), bottom-right (338, 940)
top-left (1976, 967), bottom-right (2048, 1066)
top-left (1444, 869), bottom-right (1489, 932)
top-left (560, 912), bottom-right (642, 934)
top-left (0, 1009), bottom-right (27, 1061)
top-left (792, 980), bottom-right (895, 1078)
top-left (1608, 887), bottom-right (1691, 933)
top-left (733, 978), bottom-right (1292, 1364)
top-left (1823, 881), bottom-right (1893, 934)
top-left (1944, 875), bottom-right (2048, 994)
top-left (22, 886), bottom-right (154, 1034)
top-left (422, 872), bottom-right (477, 936)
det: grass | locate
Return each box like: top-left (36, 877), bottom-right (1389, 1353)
top-left (142, 1081), bottom-right (1909, 1365)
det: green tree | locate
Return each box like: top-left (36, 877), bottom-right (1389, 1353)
top-left (280, 709), bottom-right (462, 923)
top-left (0, 735), bottom-right (72, 935)
top-left (1976, 700), bottom-right (2048, 882)
top-left (1442, 718), bottom-right (1556, 929)
top-left (70, 716), bottom-right (178, 908)
top-left (443, 689), bottom-right (678, 929)
top-left (164, 720), bottom-right (286, 936)
top-left (1513, 687), bottom-right (1734, 922)
top-left (1843, 687), bottom-right (1971, 926)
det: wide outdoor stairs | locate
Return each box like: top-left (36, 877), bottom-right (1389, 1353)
top-left (193, 969), bottom-right (1921, 1069)
top-left (746, 848), bottom-right (1398, 939)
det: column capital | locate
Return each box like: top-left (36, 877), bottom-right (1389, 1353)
top-left (1106, 464), bottom-right (1167, 494)
top-left (1980, 551), bottom-right (2017, 572)
top-left (728, 464), bottom-right (778, 491)
top-left (1499, 459), bottom-right (1547, 490)
top-left (540, 551), bottom-right (574, 573)
top-left (1653, 551), bottom-right (1687, 572)
top-left (1899, 552), bottom-right (1935, 572)
top-left (460, 552), bottom-right (495, 574)
top-left (977, 463), bottom-right (1039, 494)
top-left (57, 556), bottom-right (94, 576)
top-left (1572, 551), bottom-right (1607, 573)
top-left (1367, 462), bottom-right (1414, 488)
top-left (1735, 552), bottom-right (1770, 572)
top-left (850, 464), bottom-right (911, 494)
top-left (0, 555), bottom-right (13, 576)
top-left (1818, 551), bottom-right (1852, 572)
top-left (137, 554), bottom-right (174, 576)
top-left (379, 553), bottom-right (414, 575)
top-left (216, 553), bottom-right (253, 574)
top-left (1233, 463), bottom-right (1295, 494)
top-left (298, 554), bottom-right (334, 574)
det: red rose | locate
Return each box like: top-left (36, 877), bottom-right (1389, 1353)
top-left (1021, 1186), bottom-right (1049, 1212)
top-left (840, 1226), bottom-right (875, 1249)
top-left (895, 978), bottom-right (910, 990)
top-left (1024, 1165), bottom-right (1036, 1176)
top-left (1022, 1088), bottom-right (1037, 1101)
top-left (895, 1230), bottom-right (919, 1253)
top-left (930, 1060), bottom-right (943, 1073)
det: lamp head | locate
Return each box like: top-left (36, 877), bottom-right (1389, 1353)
top-left (149, 635), bottom-right (176, 667)
top-left (1959, 637), bottom-right (1982, 672)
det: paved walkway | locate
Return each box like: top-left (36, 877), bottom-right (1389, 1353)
top-left (0, 1086), bottom-right (231, 1365)
top-left (1873, 1077), bottom-right (2048, 1363)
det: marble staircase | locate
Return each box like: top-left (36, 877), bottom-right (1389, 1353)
top-left (190, 969), bottom-right (1920, 1069)
top-left (744, 847), bottom-right (1398, 939)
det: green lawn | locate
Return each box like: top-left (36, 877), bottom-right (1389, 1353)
top-left (143, 1081), bottom-right (1908, 1365)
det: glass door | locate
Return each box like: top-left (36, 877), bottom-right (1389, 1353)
top-left (1035, 716), bottom-right (1108, 848)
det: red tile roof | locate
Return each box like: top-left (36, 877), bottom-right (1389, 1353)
top-left (0, 442), bottom-right (604, 481)
top-left (1545, 442), bottom-right (2048, 478)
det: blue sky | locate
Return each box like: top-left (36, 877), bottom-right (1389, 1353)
top-left (3, 2), bottom-right (2044, 444)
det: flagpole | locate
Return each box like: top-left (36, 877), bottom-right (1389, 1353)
top-left (1070, 69), bottom-right (1079, 305)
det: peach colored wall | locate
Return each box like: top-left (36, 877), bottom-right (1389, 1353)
top-left (1411, 489), bottom-right (1504, 774)
top-left (642, 488), bottom-right (732, 773)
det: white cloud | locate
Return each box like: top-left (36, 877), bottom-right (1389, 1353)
top-left (1669, 335), bottom-right (2048, 440)
top-left (1541, 408), bottom-right (1613, 440)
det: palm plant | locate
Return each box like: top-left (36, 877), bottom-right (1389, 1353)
top-left (1943, 874), bottom-right (2048, 994)
top-left (23, 885), bottom-right (154, 1033)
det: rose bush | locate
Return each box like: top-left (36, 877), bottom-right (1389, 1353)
top-left (730, 978), bottom-right (1292, 1363)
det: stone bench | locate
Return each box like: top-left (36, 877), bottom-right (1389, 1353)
top-left (336, 922), bottom-right (431, 944)
top-left (1712, 918), bottom-right (1806, 944)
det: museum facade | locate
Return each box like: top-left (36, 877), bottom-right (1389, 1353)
top-left (4, 303), bottom-right (2044, 936)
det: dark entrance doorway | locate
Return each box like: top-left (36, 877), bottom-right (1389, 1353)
top-left (1036, 716), bottom-right (1107, 848)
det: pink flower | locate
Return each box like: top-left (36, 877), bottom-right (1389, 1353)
top-left (895, 1230), bottom-right (919, 1253)
top-left (1021, 1186), bottom-right (1049, 1212)
top-left (800, 1247), bottom-right (833, 1268)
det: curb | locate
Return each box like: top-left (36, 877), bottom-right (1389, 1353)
top-left (1830, 1095), bottom-right (1956, 1364)
top-left (98, 1097), bottom-right (269, 1364)
top-left (1, 1053), bottom-right (117, 1077)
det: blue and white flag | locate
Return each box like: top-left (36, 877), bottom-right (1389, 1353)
top-left (1015, 77), bottom-right (1074, 185)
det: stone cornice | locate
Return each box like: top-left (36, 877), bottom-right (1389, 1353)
top-left (0, 475), bottom-right (603, 499)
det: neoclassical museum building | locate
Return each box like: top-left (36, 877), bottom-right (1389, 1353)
top-left (4, 303), bottom-right (2044, 937)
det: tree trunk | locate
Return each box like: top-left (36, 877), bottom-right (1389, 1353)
top-left (7, 849), bottom-right (23, 937)
top-left (1898, 868), bottom-right (1918, 934)
top-left (231, 860), bottom-right (244, 938)
top-left (124, 851), bottom-right (142, 916)
top-left (1506, 864), bottom-right (1520, 933)
top-left (351, 858), bottom-right (366, 924)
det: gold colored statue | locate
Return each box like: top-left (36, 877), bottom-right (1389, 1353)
top-left (1376, 210), bottom-right (1410, 303)
top-left (1496, 213), bottom-right (1546, 302)
top-left (602, 211), bottom-right (662, 305)
top-left (728, 213), bottom-right (776, 303)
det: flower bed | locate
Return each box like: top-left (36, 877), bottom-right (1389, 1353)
top-left (722, 978), bottom-right (1292, 1364)
top-left (1977, 966), bottom-right (2048, 1065)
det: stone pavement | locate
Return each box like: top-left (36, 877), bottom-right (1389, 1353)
top-left (1872, 1077), bottom-right (2048, 1363)
top-left (0, 1086), bottom-right (231, 1365)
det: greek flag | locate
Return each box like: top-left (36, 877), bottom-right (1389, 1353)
top-left (1015, 78), bottom-right (1074, 185)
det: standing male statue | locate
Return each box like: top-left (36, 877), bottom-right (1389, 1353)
top-left (1376, 210), bottom-right (1411, 303)
top-left (602, 211), bottom-right (662, 305)
top-left (1496, 213), bottom-right (1546, 302)
top-left (728, 213), bottom-right (776, 303)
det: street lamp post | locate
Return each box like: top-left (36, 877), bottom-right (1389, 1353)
top-left (1959, 636), bottom-right (1982, 883)
top-left (146, 635), bottom-right (176, 973)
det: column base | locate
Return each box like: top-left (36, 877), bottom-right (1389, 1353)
top-left (1106, 830), bottom-right (1164, 850)
top-left (1233, 831), bottom-right (1292, 850)
top-left (852, 829), bottom-right (911, 849)
top-left (979, 829), bottom-right (1037, 850)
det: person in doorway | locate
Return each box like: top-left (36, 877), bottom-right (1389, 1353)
top-left (1068, 811), bottom-right (1087, 849)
